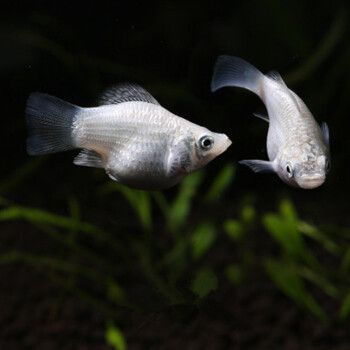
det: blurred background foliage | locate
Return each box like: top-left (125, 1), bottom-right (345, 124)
top-left (1, 0), bottom-right (350, 348)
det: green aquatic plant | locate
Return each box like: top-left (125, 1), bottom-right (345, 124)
top-left (0, 161), bottom-right (236, 312)
top-left (100, 182), bottom-right (153, 232)
top-left (3, 157), bottom-right (350, 326)
top-left (191, 267), bottom-right (218, 300)
top-left (96, 163), bottom-right (235, 302)
top-left (262, 199), bottom-right (343, 321)
top-left (106, 322), bottom-right (127, 350)
top-left (222, 196), bottom-right (257, 287)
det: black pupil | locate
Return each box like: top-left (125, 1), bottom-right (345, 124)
top-left (286, 166), bottom-right (291, 173)
top-left (202, 138), bottom-right (212, 148)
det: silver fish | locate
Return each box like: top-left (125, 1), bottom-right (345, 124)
top-left (26, 83), bottom-right (231, 190)
top-left (211, 56), bottom-right (330, 189)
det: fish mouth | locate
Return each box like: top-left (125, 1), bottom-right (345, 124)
top-left (217, 134), bottom-right (232, 154)
top-left (296, 175), bottom-right (326, 189)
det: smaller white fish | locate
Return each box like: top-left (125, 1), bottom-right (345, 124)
top-left (26, 83), bottom-right (231, 190)
top-left (211, 56), bottom-right (330, 189)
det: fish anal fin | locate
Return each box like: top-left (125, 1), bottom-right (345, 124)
top-left (73, 149), bottom-right (104, 168)
top-left (239, 159), bottom-right (275, 173)
top-left (98, 83), bottom-right (160, 106)
top-left (106, 169), bottom-right (121, 182)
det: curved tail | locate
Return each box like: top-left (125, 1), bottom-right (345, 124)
top-left (211, 55), bottom-right (264, 96)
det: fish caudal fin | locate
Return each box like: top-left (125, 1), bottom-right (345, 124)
top-left (26, 93), bottom-right (80, 155)
top-left (211, 55), bottom-right (264, 96)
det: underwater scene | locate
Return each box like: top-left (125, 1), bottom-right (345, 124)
top-left (1, 1), bottom-right (350, 349)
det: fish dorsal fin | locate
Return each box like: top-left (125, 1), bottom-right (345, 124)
top-left (266, 70), bottom-right (287, 87)
top-left (267, 71), bottom-right (301, 112)
top-left (98, 83), bottom-right (160, 106)
top-left (73, 149), bottom-right (104, 168)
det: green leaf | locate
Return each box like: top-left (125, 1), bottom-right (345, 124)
top-left (100, 183), bottom-right (152, 232)
top-left (263, 213), bottom-right (305, 259)
top-left (106, 323), bottom-right (127, 350)
top-left (167, 171), bottom-right (204, 233)
top-left (341, 248), bottom-right (350, 272)
top-left (265, 259), bottom-right (326, 321)
top-left (298, 267), bottom-right (338, 298)
top-left (0, 251), bottom-right (109, 286)
top-left (162, 238), bottom-right (188, 283)
top-left (0, 206), bottom-right (105, 238)
top-left (224, 219), bottom-right (244, 241)
top-left (339, 291), bottom-right (350, 321)
top-left (134, 242), bottom-right (184, 304)
top-left (107, 280), bottom-right (126, 305)
top-left (279, 198), bottom-right (298, 222)
top-left (263, 200), bottom-right (319, 267)
top-left (298, 221), bottom-right (340, 255)
top-left (68, 196), bottom-right (80, 238)
top-left (191, 223), bottom-right (217, 260)
top-left (191, 267), bottom-right (218, 299)
top-left (240, 204), bottom-right (256, 225)
top-left (225, 264), bottom-right (243, 285)
top-left (152, 192), bottom-right (170, 217)
top-left (204, 164), bottom-right (235, 203)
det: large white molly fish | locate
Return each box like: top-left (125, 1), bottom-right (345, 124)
top-left (26, 83), bottom-right (231, 190)
top-left (211, 56), bottom-right (330, 189)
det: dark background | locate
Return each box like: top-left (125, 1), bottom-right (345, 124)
top-left (1, 1), bottom-right (350, 349)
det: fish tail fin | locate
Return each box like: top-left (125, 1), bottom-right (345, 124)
top-left (26, 93), bottom-right (81, 155)
top-left (211, 55), bottom-right (265, 96)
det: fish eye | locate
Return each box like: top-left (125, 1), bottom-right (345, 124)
top-left (199, 136), bottom-right (214, 150)
top-left (286, 164), bottom-right (293, 178)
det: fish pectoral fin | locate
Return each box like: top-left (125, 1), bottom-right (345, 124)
top-left (167, 162), bottom-right (187, 178)
top-left (106, 170), bottom-right (121, 182)
top-left (321, 122), bottom-right (330, 146)
top-left (239, 159), bottom-right (275, 173)
top-left (166, 143), bottom-right (191, 177)
top-left (253, 112), bottom-right (269, 122)
top-left (98, 83), bottom-right (160, 106)
top-left (73, 149), bottom-right (104, 168)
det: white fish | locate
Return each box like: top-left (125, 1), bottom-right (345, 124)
top-left (26, 83), bottom-right (231, 190)
top-left (211, 56), bottom-right (330, 189)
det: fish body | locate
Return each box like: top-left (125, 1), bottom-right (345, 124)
top-left (26, 84), bottom-right (231, 190)
top-left (211, 56), bottom-right (330, 189)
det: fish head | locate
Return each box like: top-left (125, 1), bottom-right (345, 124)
top-left (188, 127), bottom-right (232, 171)
top-left (277, 151), bottom-right (330, 189)
top-left (167, 126), bottom-right (231, 177)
